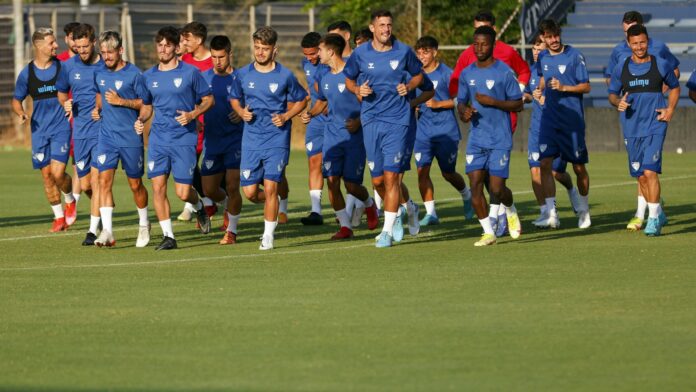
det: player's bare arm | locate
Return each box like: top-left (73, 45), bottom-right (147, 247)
top-left (272, 99), bottom-right (307, 127)
top-left (175, 95), bottom-right (214, 126)
top-left (474, 92), bottom-right (523, 112)
top-left (11, 98), bottom-right (29, 124)
top-left (300, 99), bottom-right (328, 124)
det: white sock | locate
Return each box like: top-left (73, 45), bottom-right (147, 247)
top-left (636, 196), bottom-right (647, 219)
top-left (578, 194), bottom-right (589, 212)
top-left (190, 200), bottom-right (203, 212)
top-left (647, 202), bottom-right (659, 219)
top-left (504, 203), bottom-right (517, 215)
top-left (279, 198), bottom-right (288, 214)
top-left (545, 197), bottom-right (557, 215)
top-left (424, 200), bottom-right (436, 217)
top-left (62, 191), bottom-right (75, 203)
top-left (184, 202), bottom-right (195, 213)
top-left (89, 215), bottom-right (100, 234)
top-left (540, 204), bottom-right (548, 215)
top-left (263, 219), bottom-right (277, 238)
top-left (399, 202), bottom-right (407, 216)
top-left (479, 217), bottom-right (494, 235)
top-left (460, 187), bottom-right (471, 200)
top-left (202, 197), bottom-right (214, 207)
top-left (226, 211), bottom-right (240, 234)
top-left (137, 207), bottom-right (149, 226)
top-left (364, 197), bottom-right (374, 208)
top-left (309, 189), bottom-right (322, 214)
top-left (51, 204), bottom-right (64, 219)
top-left (489, 204), bottom-right (500, 219)
top-left (99, 206), bottom-right (113, 233)
top-left (567, 187), bottom-right (578, 204)
top-left (383, 211), bottom-right (397, 235)
top-left (335, 208), bottom-right (351, 228)
top-left (345, 194), bottom-right (357, 216)
top-left (159, 219), bottom-right (174, 238)
top-left (374, 190), bottom-right (382, 210)
top-left (72, 193), bottom-right (81, 203)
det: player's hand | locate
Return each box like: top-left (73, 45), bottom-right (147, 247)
top-left (358, 80), bottom-right (373, 97)
top-left (656, 107), bottom-right (674, 122)
top-left (617, 93), bottom-right (631, 112)
top-left (538, 95), bottom-right (545, 106)
top-left (300, 111), bottom-right (312, 124)
top-left (175, 109), bottom-right (194, 126)
top-left (475, 92), bottom-right (496, 107)
top-left (241, 105), bottom-right (254, 122)
top-left (105, 89), bottom-right (122, 106)
top-left (425, 99), bottom-right (437, 109)
top-left (91, 107), bottom-right (101, 121)
top-left (227, 110), bottom-right (242, 124)
top-left (345, 118), bottom-right (361, 133)
top-left (63, 99), bottom-right (73, 119)
top-left (396, 83), bottom-right (408, 96)
top-left (460, 105), bottom-right (477, 122)
top-left (532, 87), bottom-right (543, 102)
top-left (134, 118), bottom-right (145, 135)
top-left (17, 113), bottom-right (28, 124)
top-left (271, 112), bottom-right (287, 127)
top-left (549, 77), bottom-right (564, 92)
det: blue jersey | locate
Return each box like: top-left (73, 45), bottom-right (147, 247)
top-left (56, 55), bottom-right (105, 140)
top-left (202, 69), bottom-right (243, 154)
top-left (94, 62), bottom-right (147, 147)
top-left (524, 61), bottom-right (544, 134)
top-left (457, 60), bottom-right (522, 150)
top-left (416, 62), bottom-right (460, 141)
top-left (687, 69), bottom-right (696, 91)
top-left (316, 69), bottom-right (362, 147)
top-left (14, 61), bottom-right (70, 137)
top-left (605, 38), bottom-right (680, 78)
top-left (344, 39), bottom-right (422, 127)
top-left (230, 62), bottom-right (307, 150)
top-left (538, 45), bottom-right (589, 131)
top-left (142, 61), bottom-right (211, 146)
top-left (608, 56), bottom-right (679, 138)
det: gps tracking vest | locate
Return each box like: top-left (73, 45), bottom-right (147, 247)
top-left (620, 56), bottom-right (662, 94)
top-left (27, 59), bottom-right (61, 101)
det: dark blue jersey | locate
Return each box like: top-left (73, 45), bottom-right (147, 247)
top-left (14, 60), bottom-right (70, 138)
top-left (202, 69), bottom-right (243, 154)
top-left (56, 55), bottom-right (105, 139)
top-left (524, 61), bottom-right (544, 135)
top-left (416, 62), bottom-right (460, 141)
top-left (316, 68), bottom-right (362, 147)
top-left (538, 45), bottom-right (589, 132)
top-left (687, 69), bottom-right (696, 91)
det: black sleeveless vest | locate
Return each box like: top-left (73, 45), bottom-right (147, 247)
top-left (27, 58), bottom-right (61, 101)
top-left (620, 55), bottom-right (663, 94)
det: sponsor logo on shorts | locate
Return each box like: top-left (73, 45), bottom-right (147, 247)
top-left (631, 162), bottom-right (640, 171)
top-left (393, 151), bottom-right (403, 164)
top-left (242, 169), bottom-right (251, 179)
top-left (97, 154), bottom-right (106, 164)
top-left (466, 154), bottom-right (474, 164)
top-left (204, 160), bottom-right (214, 169)
top-left (138, 156), bottom-right (143, 169)
top-left (624, 139), bottom-right (628, 146)
top-left (269, 83), bottom-right (278, 93)
top-left (148, 161), bottom-right (154, 171)
top-left (60, 144), bottom-right (68, 153)
top-left (653, 151), bottom-right (660, 162)
top-left (189, 165), bottom-right (194, 176)
top-left (234, 150), bottom-right (241, 159)
top-left (558, 65), bottom-right (567, 74)
top-left (389, 60), bottom-right (399, 70)
top-left (486, 80), bottom-right (495, 89)
top-left (115, 80), bottom-right (123, 90)
top-left (277, 159), bottom-right (285, 172)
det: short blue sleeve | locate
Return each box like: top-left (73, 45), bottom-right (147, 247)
top-left (56, 62), bottom-right (71, 93)
top-left (404, 48), bottom-right (422, 76)
top-left (420, 72), bottom-right (434, 91)
top-left (134, 72), bottom-right (149, 100)
top-left (456, 70), bottom-right (470, 103)
top-left (575, 52), bottom-right (589, 83)
top-left (659, 43), bottom-right (680, 70)
top-left (605, 45), bottom-right (621, 78)
top-left (287, 72), bottom-right (308, 102)
top-left (607, 61), bottom-right (624, 95)
top-left (315, 78), bottom-right (327, 101)
top-left (344, 52), bottom-right (360, 80)
top-left (687, 70), bottom-right (696, 91)
top-left (505, 70), bottom-right (523, 101)
top-left (658, 57), bottom-right (680, 90)
top-left (13, 68), bottom-right (29, 100)
top-left (192, 70), bottom-right (211, 103)
top-left (229, 70), bottom-right (244, 101)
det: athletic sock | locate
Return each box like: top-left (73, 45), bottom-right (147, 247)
top-left (540, 204), bottom-right (548, 215)
top-left (89, 215), bottom-right (100, 235)
top-left (383, 211), bottom-right (397, 235)
top-left (62, 191), bottom-right (75, 204)
top-left (191, 200), bottom-right (203, 212)
top-left (309, 189), bottom-right (322, 215)
top-left (279, 197), bottom-right (288, 214)
top-left (504, 203), bottom-right (517, 215)
top-left (545, 197), bottom-right (557, 215)
top-left (137, 207), bottom-right (148, 226)
top-left (479, 217), bottom-right (494, 235)
top-left (578, 194), bottom-right (589, 212)
top-left (335, 208), bottom-right (351, 228)
top-left (184, 202), bottom-right (195, 213)
top-left (226, 212), bottom-right (240, 234)
top-left (489, 204), bottom-right (500, 220)
top-left (459, 187), bottom-right (472, 200)
top-left (263, 219), bottom-right (277, 238)
top-left (99, 207), bottom-right (113, 233)
top-left (424, 200), bottom-right (436, 217)
top-left (72, 193), bottom-right (81, 204)
top-left (51, 204), bottom-right (64, 219)
top-left (202, 197), bottom-right (214, 207)
top-left (399, 202), bottom-right (407, 216)
top-left (636, 196), bottom-right (648, 219)
top-left (567, 186), bottom-right (578, 206)
top-left (647, 202), bottom-right (660, 219)
top-left (364, 197), bottom-right (374, 208)
top-left (374, 190), bottom-right (382, 210)
top-left (345, 194), bottom-right (357, 216)
top-left (159, 219), bottom-right (174, 238)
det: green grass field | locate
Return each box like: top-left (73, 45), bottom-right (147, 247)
top-left (0, 148), bottom-right (695, 391)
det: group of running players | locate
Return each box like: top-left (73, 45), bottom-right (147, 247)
top-left (12, 9), bottom-right (696, 249)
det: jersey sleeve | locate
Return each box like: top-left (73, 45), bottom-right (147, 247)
top-left (343, 52), bottom-right (360, 81)
top-left (607, 61), bottom-right (624, 95)
top-left (134, 72), bottom-right (149, 101)
top-left (687, 70), bottom-right (696, 91)
top-left (141, 72), bottom-right (153, 105)
top-left (456, 70), bottom-right (470, 104)
top-left (575, 52), bottom-right (589, 83)
top-left (56, 62), bottom-right (71, 93)
top-left (605, 45), bottom-right (621, 78)
top-left (192, 70), bottom-right (212, 102)
top-left (420, 72), bottom-right (434, 92)
top-left (504, 70), bottom-right (523, 101)
top-left (13, 67), bottom-right (29, 101)
top-left (448, 48), bottom-right (472, 97)
top-left (659, 43), bottom-right (681, 71)
top-left (537, 53), bottom-right (546, 77)
top-left (315, 77), bottom-right (327, 101)
top-left (657, 57), bottom-right (680, 90)
top-left (404, 47), bottom-right (422, 77)
top-left (287, 72), bottom-right (308, 102)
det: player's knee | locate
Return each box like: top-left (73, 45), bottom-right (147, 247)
top-left (175, 186), bottom-right (190, 201)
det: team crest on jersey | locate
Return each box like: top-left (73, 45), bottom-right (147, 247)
top-left (465, 154), bottom-right (474, 164)
top-left (414, 152), bottom-right (421, 162)
top-left (368, 161), bottom-right (375, 171)
top-left (631, 162), bottom-right (640, 171)
top-left (226, 85), bottom-right (232, 95)
top-left (74, 73), bottom-right (81, 80)
top-left (368, 63), bottom-right (375, 69)
top-left (33, 152), bottom-right (45, 162)
top-left (115, 80), bottom-right (123, 90)
top-left (338, 83), bottom-right (346, 93)
top-left (99, 80), bottom-right (105, 86)
top-left (269, 83), bottom-right (279, 93)
top-left (242, 169), bottom-right (251, 179)
top-left (204, 160), bottom-right (214, 169)
top-left (76, 160), bottom-right (85, 170)
top-left (432, 80), bottom-right (439, 89)
top-left (389, 60), bottom-right (399, 70)
top-left (174, 78), bottom-right (183, 88)
top-left (323, 161), bottom-right (332, 171)
top-left (98, 154), bottom-right (106, 164)
top-left (539, 144), bottom-right (547, 153)
top-left (486, 80), bottom-right (495, 89)
top-left (531, 152), bottom-right (540, 161)
top-left (558, 65), bottom-right (567, 74)
top-left (306, 142), bottom-right (313, 152)
top-left (448, 152), bottom-right (456, 164)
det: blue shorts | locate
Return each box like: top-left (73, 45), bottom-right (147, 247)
top-left (97, 141), bottom-right (144, 178)
top-left (538, 123), bottom-right (588, 164)
top-left (465, 145), bottom-right (511, 179)
top-left (201, 146), bottom-right (242, 176)
top-left (528, 129), bottom-right (567, 173)
top-left (147, 144), bottom-right (197, 185)
top-left (363, 121), bottom-right (409, 177)
top-left (305, 118), bottom-right (325, 158)
top-left (401, 114), bottom-right (417, 172)
top-left (240, 147), bottom-right (289, 186)
top-left (414, 134), bottom-right (460, 174)
top-left (323, 141), bottom-right (366, 185)
top-left (73, 137), bottom-right (99, 177)
top-left (31, 131), bottom-right (70, 170)
top-left (625, 134), bottom-right (664, 178)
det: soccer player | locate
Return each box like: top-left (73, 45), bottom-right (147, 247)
top-left (230, 26), bottom-right (307, 250)
top-left (523, 34), bottom-right (580, 226)
top-left (301, 33), bottom-right (379, 239)
top-left (688, 70), bottom-right (696, 103)
top-left (57, 23), bottom-right (104, 246)
top-left (91, 31), bottom-right (150, 247)
top-left (608, 25), bottom-right (679, 236)
top-left (57, 22), bottom-right (79, 61)
top-left (299, 32), bottom-right (327, 226)
top-left (413, 35), bottom-right (473, 226)
top-left (448, 10), bottom-right (530, 235)
top-left (604, 11), bottom-right (681, 231)
top-left (344, 9), bottom-right (424, 248)
top-left (200, 35), bottom-right (244, 245)
top-left (536, 19), bottom-right (592, 229)
top-left (457, 25), bottom-right (523, 246)
top-left (137, 26), bottom-right (214, 250)
top-left (327, 21), bottom-right (353, 58)
top-left (12, 27), bottom-right (74, 232)
top-left (353, 28), bottom-right (372, 47)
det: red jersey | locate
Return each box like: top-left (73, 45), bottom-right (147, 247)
top-left (449, 40), bottom-right (530, 131)
top-left (56, 50), bottom-right (72, 62)
top-left (181, 52), bottom-right (213, 153)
